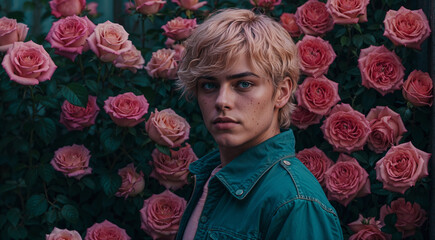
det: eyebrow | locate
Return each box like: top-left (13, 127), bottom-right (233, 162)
top-left (199, 72), bottom-right (260, 80)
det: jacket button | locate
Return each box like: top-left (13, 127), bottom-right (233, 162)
top-left (235, 189), bottom-right (244, 196)
top-left (283, 160), bottom-right (291, 166)
top-left (200, 216), bottom-right (207, 223)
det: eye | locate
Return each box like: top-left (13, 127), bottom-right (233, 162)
top-left (237, 81), bottom-right (253, 89)
top-left (200, 82), bottom-right (217, 91)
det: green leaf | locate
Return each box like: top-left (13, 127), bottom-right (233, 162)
top-left (7, 225), bottom-right (28, 239)
top-left (352, 35), bottom-right (364, 48)
top-left (363, 34), bottom-right (376, 45)
top-left (100, 173), bottom-right (122, 196)
top-left (109, 76), bottom-right (126, 89)
top-left (340, 36), bottom-right (350, 46)
top-left (7, 208), bottom-right (20, 227)
top-left (334, 28), bottom-right (347, 38)
top-left (38, 163), bottom-right (55, 183)
top-left (155, 144), bottom-right (171, 156)
top-left (131, 76), bottom-right (150, 87)
top-left (34, 117), bottom-right (56, 145)
top-left (61, 205), bottom-right (79, 223)
top-left (26, 194), bottom-right (48, 217)
top-left (82, 177), bottom-right (96, 190)
top-left (85, 79), bottom-right (98, 94)
top-left (46, 208), bottom-right (57, 224)
top-left (61, 82), bottom-right (89, 108)
top-left (25, 169), bottom-right (38, 187)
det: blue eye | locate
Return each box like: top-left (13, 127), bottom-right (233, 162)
top-left (237, 81), bottom-right (252, 89)
top-left (201, 82), bottom-right (217, 90)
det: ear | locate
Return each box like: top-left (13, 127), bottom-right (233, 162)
top-left (274, 77), bottom-right (293, 109)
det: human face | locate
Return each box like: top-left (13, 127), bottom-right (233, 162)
top-left (197, 55), bottom-right (282, 162)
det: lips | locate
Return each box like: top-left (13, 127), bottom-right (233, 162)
top-left (212, 116), bottom-right (239, 130)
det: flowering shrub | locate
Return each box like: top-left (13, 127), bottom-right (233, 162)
top-left (0, 0), bottom-right (431, 239)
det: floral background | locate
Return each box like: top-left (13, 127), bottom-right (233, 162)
top-left (0, 0), bottom-right (432, 239)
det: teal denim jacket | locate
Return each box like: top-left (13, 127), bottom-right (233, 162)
top-left (176, 130), bottom-right (343, 240)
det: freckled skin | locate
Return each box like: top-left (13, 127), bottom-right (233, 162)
top-left (197, 55), bottom-right (284, 166)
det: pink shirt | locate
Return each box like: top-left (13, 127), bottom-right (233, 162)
top-left (182, 165), bottom-right (222, 240)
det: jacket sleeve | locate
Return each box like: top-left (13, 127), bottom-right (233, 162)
top-left (264, 198), bottom-right (343, 240)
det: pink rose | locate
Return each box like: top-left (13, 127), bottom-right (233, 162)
top-left (290, 105), bottom-right (323, 129)
top-left (140, 190), bottom-right (186, 240)
top-left (1, 41), bottom-right (57, 85)
top-left (296, 35), bottom-right (336, 77)
top-left (250, 0), bottom-right (281, 10)
top-left (46, 227), bottom-right (82, 240)
top-left (87, 21), bottom-right (133, 62)
top-left (125, 2), bottom-right (135, 14)
top-left (46, 15), bottom-right (96, 61)
top-left (164, 38), bottom-right (175, 48)
top-left (172, 44), bottom-right (185, 61)
top-left (115, 163), bottom-right (145, 199)
top-left (0, 17), bottom-right (28, 52)
top-left (366, 106), bottom-right (407, 153)
top-left (326, 0), bottom-right (369, 25)
top-left (358, 45), bottom-right (405, 96)
top-left (103, 92), bottom-right (149, 127)
top-left (296, 146), bottom-right (333, 186)
top-left (383, 7), bottom-right (431, 50)
top-left (51, 144), bottom-right (92, 180)
top-left (150, 144), bottom-right (197, 190)
top-left (321, 103), bottom-right (371, 153)
top-left (380, 198), bottom-right (427, 238)
top-left (348, 227), bottom-right (390, 240)
top-left (324, 154), bottom-right (371, 206)
top-left (113, 45), bottom-right (145, 73)
top-left (162, 17), bottom-right (197, 41)
top-left (295, 75), bottom-right (340, 115)
top-left (375, 142), bottom-right (430, 194)
top-left (134, 0), bottom-right (166, 15)
top-left (402, 70), bottom-right (433, 107)
top-left (172, 0), bottom-right (207, 10)
top-left (280, 13), bottom-right (301, 38)
top-left (49, 0), bottom-right (86, 18)
top-left (85, 220), bottom-right (130, 240)
top-left (86, 2), bottom-right (98, 16)
top-left (60, 95), bottom-right (100, 131)
top-left (145, 48), bottom-right (178, 79)
top-left (295, 0), bottom-right (334, 36)
top-left (348, 214), bottom-right (384, 234)
top-left (145, 108), bottom-right (190, 148)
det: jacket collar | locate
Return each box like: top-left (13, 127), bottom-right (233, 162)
top-left (189, 130), bottom-right (296, 200)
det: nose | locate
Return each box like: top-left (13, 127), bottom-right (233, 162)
top-left (215, 84), bottom-right (233, 111)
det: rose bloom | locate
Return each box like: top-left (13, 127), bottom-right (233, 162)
top-left (104, 92), bottom-right (149, 127)
top-left (358, 45), bottom-right (405, 96)
top-left (348, 214), bottom-right (384, 234)
top-left (113, 45), bottom-right (145, 73)
top-left (0, 17), bottom-right (28, 52)
top-left (46, 227), bottom-right (82, 240)
top-left (349, 227), bottom-right (391, 240)
top-left (145, 48), bottom-right (178, 79)
top-left (321, 103), bottom-right (371, 153)
top-left (380, 198), bottom-right (427, 238)
top-left (366, 106), bottom-right (407, 153)
top-left (297, 35), bottom-right (336, 77)
top-left (46, 15), bottom-right (96, 61)
top-left (295, 75), bottom-right (340, 115)
top-left (2, 41), bottom-right (57, 85)
top-left (151, 144), bottom-right (197, 190)
top-left (85, 220), bottom-right (130, 240)
top-left (134, 0), bottom-right (166, 15)
top-left (172, 44), bottom-right (185, 61)
top-left (125, 2), bottom-right (135, 14)
top-left (49, 0), bottom-right (86, 18)
top-left (60, 95), bottom-right (100, 131)
top-left (290, 105), bottom-right (323, 129)
top-left (295, 0), bottom-right (334, 36)
top-left (172, 0), bottom-right (207, 10)
top-left (296, 146), bottom-right (333, 186)
top-left (140, 190), bottom-right (187, 240)
top-left (145, 108), bottom-right (190, 148)
top-left (87, 21), bottom-right (133, 62)
top-left (324, 154), bottom-right (371, 206)
top-left (162, 17), bottom-right (197, 41)
top-left (86, 2), bottom-right (98, 16)
top-left (402, 70), bottom-right (433, 107)
top-left (115, 163), bottom-right (145, 199)
top-left (375, 142), bottom-right (430, 194)
top-left (250, 0), bottom-right (282, 10)
top-left (51, 144), bottom-right (92, 180)
top-left (384, 7), bottom-right (431, 50)
top-left (326, 0), bottom-right (370, 25)
top-left (280, 13), bottom-right (301, 38)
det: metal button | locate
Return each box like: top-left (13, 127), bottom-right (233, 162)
top-left (235, 189), bottom-right (244, 196)
top-left (200, 216), bottom-right (207, 223)
top-left (283, 160), bottom-right (291, 166)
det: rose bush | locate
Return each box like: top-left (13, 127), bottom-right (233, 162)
top-left (50, 144), bottom-right (92, 180)
top-left (326, 0), bottom-right (369, 25)
top-left (295, 0), bottom-right (334, 36)
top-left (145, 48), bottom-right (178, 79)
top-left (290, 105), bottom-right (323, 129)
top-left (85, 220), bottom-right (130, 240)
top-left (162, 17), bottom-right (197, 41)
top-left (49, 0), bottom-right (86, 18)
top-left (46, 228), bottom-right (82, 240)
top-left (296, 35), bottom-right (336, 77)
top-left (296, 146), bottom-right (333, 186)
top-left (279, 13), bottom-right (301, 38)
top-left (115, 163), bottom-right (145, 198)
top-left (402, 70), bottom-right (433, 107)
top-left (60, 95), bottom-right (100, 131)
top-left (134, 0), bottom-right (166, 15)
top-left (104, 92), bottom-right (149, 127)
top-left (0, 17), bottom-right (28, 52)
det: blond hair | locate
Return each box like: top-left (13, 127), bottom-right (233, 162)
top-left (177, 8), bottom-right (299, 128)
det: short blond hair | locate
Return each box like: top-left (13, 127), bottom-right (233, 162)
top-left (177, 8), bottom-right (299, 128)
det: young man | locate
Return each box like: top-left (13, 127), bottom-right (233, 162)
top-left (176, 9), bottom-right (343, 240)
